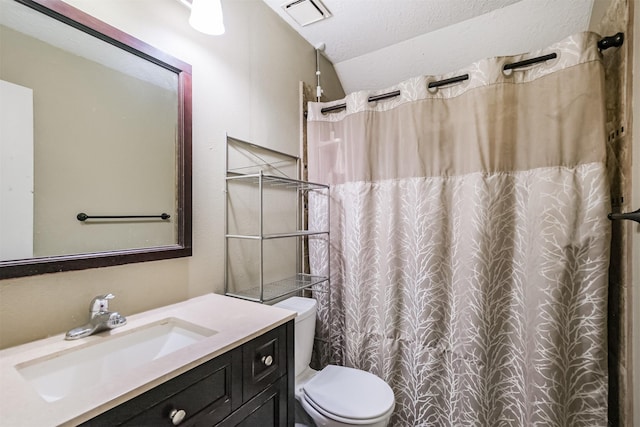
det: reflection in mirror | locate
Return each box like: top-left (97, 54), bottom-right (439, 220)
top-left (0, 0), bottom-right (192, 278)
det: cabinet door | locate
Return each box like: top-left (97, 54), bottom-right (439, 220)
top-left (216, 376), bottom-right (288, 427)
top-left (242, 325), bottom-right (286, 402)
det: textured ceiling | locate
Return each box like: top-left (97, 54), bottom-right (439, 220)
top-left (262, 0), bottom-right (602, 95)
top-left (263, 0), bottom-right (523, 63)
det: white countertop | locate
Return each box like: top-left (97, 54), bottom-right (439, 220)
top-left (0, 293), bottom-right (296, 426)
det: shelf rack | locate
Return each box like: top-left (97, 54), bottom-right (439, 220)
top-left (225, 273), bottom-right (329, 302)
top-left (224, 136), bottom-right (329, 303)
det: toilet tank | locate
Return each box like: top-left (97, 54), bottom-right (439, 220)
top-left (274, 297), bottom-right (316, 378)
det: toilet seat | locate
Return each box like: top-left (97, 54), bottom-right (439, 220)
top-left (301, 365), bottom-right (395, 424)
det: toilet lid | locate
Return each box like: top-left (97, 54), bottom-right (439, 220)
top-left (302, 365), bottom-right (394, 421)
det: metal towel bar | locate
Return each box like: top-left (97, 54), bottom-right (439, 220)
top-left (77, 213), bottom-right (170, 221)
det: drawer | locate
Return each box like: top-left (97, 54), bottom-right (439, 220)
top-left (122, 366), bottom-right (232, 426)
top-left (242, 325), bottom-right (287, 402)
top-left (82, 351), bottom-right (238, 426)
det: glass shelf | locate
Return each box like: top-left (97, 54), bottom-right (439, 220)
top-left (226, 172), bottom-right (329, 192)
top-left (226, 274), bottom-right (328, 302)
top-left (226, 230), bottom-right (329, 240)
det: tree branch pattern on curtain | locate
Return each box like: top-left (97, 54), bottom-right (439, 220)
top-left (307, 32), bottom-right (610, 426)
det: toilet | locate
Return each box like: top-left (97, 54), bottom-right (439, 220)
top-left (274, 297), bottom-right (395, 427)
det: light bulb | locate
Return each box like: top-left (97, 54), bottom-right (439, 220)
top-left (189, 0), bottom-right (225, 35)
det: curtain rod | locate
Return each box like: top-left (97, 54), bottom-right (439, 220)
top-left (321, 91), bottom-right (399, 113)
top-left (320, 33), bottom-right (624, 115)
top-left (608, 208), bottom-right (640, 224)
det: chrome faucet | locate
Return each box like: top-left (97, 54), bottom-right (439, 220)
top-left (65, 294), bottom-right (127, 340)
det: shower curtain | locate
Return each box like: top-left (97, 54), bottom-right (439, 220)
top-left (306, 32), bottom-right (610, 426)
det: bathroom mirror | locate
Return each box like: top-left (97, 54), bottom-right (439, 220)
top-left (0, 0), bottom-right (192, 279)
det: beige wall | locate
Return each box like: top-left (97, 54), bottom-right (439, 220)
top-left (633, 1), bottom-right (640, 424)
top-left (0, 0), bottom-right (344, 349)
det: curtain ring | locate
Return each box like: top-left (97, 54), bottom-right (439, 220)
top-left (502, 67), bottom-right (514, 77)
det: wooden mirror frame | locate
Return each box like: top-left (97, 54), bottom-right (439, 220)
top-left (0, 0), bottom-right (192, 279)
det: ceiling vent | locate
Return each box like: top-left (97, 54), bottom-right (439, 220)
top-left (282, 0), bottom-right (332, 27)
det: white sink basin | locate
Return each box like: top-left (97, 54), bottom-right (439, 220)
top-left (16, 318), bottom-right (217, 403)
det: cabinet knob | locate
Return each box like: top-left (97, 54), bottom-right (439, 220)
top-left (169, 409), bottom-right (187, 425)
top-left (261, 355), bottom-right (274, 366)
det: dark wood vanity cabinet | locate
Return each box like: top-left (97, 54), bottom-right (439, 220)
top-left (81, 321), bottom-right (294, 427)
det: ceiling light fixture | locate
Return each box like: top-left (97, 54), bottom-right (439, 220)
top-left (189, 0), bottom-right (225, 36)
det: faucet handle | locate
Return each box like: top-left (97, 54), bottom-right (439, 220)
top-left (90, 293), bottom-right (115, 314)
